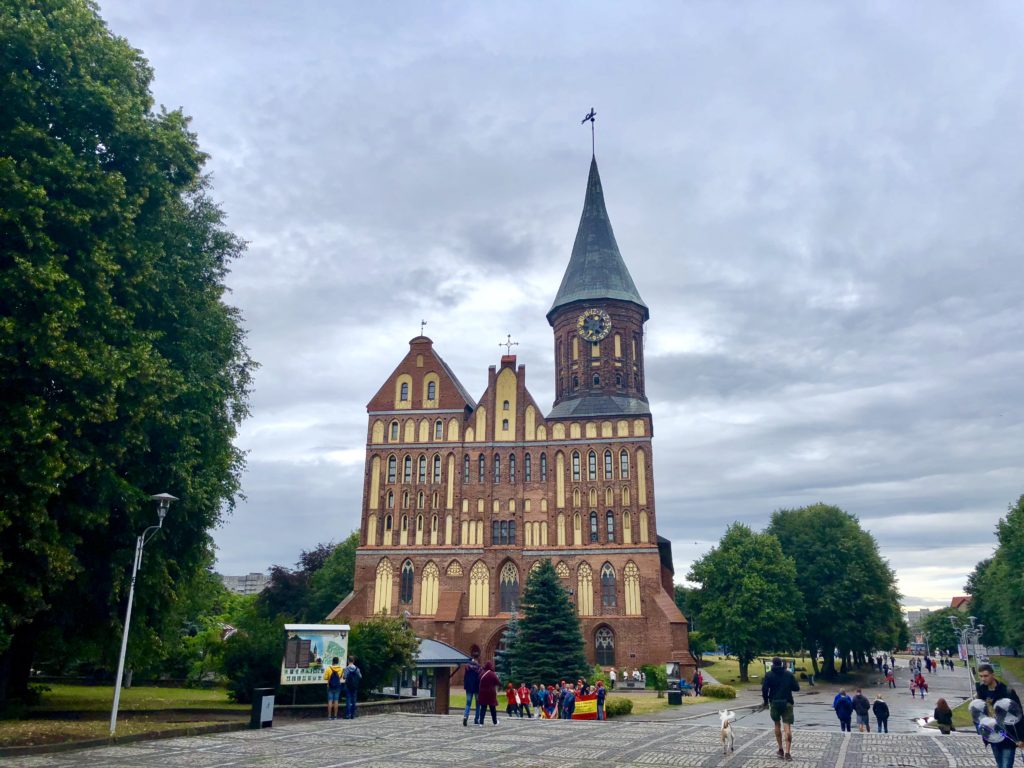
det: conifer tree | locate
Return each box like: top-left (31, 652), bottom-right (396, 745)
top-left (514, 560), bottom-right (589, 683)
top-left (494, 613), bottom-right (519, 682)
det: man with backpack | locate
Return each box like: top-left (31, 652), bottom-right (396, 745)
top-left (761, 656), bottom-right (800, 762)
top-left (323, 656), bottom-right (344, 720)
top-left (463, 652), bottom-right (481, 726)
top-left (343, 656), bottom-right (361, 719)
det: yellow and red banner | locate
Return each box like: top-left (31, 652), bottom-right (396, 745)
top-left (572, 693), bottom-right (598, 720)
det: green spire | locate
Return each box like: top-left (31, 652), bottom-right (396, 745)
top-left (548, 157), bottom-right (648, 322)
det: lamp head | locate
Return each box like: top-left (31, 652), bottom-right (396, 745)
top-left (150, 492), bottom-right (178, 523)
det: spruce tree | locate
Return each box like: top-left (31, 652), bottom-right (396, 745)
top-left (494, 613), bottom-right (519, 682)
top-left (514, 560), bottom-right (589, 683)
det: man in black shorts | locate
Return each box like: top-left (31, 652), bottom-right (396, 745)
top-left (762, 656), bottom-right (800, 761)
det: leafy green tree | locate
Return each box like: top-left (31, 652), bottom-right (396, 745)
top-left (307, 533), bottom-right (359, 621)
top-left (513, 560), bottom-right (589, 683)
top-left (687, 630), bottom-right (714, 667)
top-left (688, 523), bottom-right (801, 682)
top-left (964, 496), bottom-right (1024, 650)
top-left (347, 615), bottom-right (419, 700)
top-left (0, 0), bottom-right (254, 702)
top-left (919, 608), bottom-right (965, 655)
top-left (494, 614), bottom-right (519, 682)
top-left (674, 585), bottom-right (703, 631)
top-left (220, 605), bottom-right (286, 704)
top-left (767, 504), bottom-right (903, 677)
top-left (257, 534), bottom-right (358, 623)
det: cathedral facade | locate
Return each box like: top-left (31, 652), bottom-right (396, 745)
top-left (330, 158), bottom-right (694, 676)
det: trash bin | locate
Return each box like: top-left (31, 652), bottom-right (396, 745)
top-left (250, 687), bottom-right (275, 729)
top-left (667, 690), bottom-right (683, 705)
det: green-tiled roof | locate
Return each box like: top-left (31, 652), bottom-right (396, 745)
top-left (548, 157), bottom-right (648, 321)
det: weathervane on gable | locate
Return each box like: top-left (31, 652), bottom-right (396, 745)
top-left (420, 319), bottom-right (428, 336)
top-left (582, 107), bottom-right (596, 155)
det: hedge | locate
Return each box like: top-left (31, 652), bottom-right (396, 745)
top-left (700, 684), bottom-right (737, 699)
top-left (605, 698), bottom-right (634, 717)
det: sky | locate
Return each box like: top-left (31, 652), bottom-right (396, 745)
top-left (97, 1), bottom-right (1024, 609)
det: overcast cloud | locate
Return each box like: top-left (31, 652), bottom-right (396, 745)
top-left (98, 1), bottom-right (1024, 608)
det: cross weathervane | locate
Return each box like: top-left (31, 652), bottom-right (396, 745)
top-left (420, 319), bottom-right (428, 336)
top-left (581, 108), bottom-right (596, 155)
top-left (500, 334), bottom-right (519, 355)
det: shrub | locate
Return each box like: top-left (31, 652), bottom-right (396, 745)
top-left (605, 697), bottom-right (633, 718)
top-left (701, 684), bottom-right (737, 699)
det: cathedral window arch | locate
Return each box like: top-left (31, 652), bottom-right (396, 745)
top-left (573, 488), bottom-right (581, 507)
top-left (463, 455), bottom-right (470, 482)
top-left (624, 561), bottom-right (642, 615)
top-left (503, 399), bottom-right (510, 411)
top-left (524, 453), bottom-right (532, 482)
top-left (390, 421), bottom-right (400, 441)
top-left (571, 451), bottom-right (580, 482)
top-left (427, 380), bottom-right (436, 401)
top-left (606, 510), bottom-right (616, 542)
top-left (592, 374), bottom-right (600, 387)
top-left (502, 418), bottom-right (509, 431)
top-left (384, 514), bottom-right (393, 531)
top-left (478, 454), bottom-right (485, 482)
top-left (469, 561), bottom-right (489, 617)
top-left (600, 563), bottom-right (617, 608)
top-left (508, 520), bottom-right (516, 545)
top-left (386, 492), bottom-right (394, 510)
top-left (432, 455), bottom-right (441, 483)
top-left (540, 453), bottom-right (547, 482)
top-left (589, 511), bottom-right (598, 542)
top-left (622, 510), bottom-right (632, 544)
top-left (588, 451), bottom-right (597, 480)
top-left (416, 491), bottom-right (424, 509)
top-left (418, 455), bottom-right (426, 483)
top-left (402, 491), bottom-right (410, 509)
top-left (403, 455), bottom-right (412, 483)
top-left (431, 491), bottom-right (438, 508)
top-left (509, 454), bottom-right (516, 483)
top-left (577, 562), bottom-right (594, 616)
top-left (604, 451), bottom-right (613, 480)
top-left (493, 454), bottom-right (501, 484)
top-left (620, 450), bottom-right (630, 479)
top-left (387, 456), bottom-right (397, 483)
top-left (499, 561), bottom-right (520, 613)
top-left (373, 559), bottom-right (393, 614)
top-left (595, 626), bottom-right (615, 665)
top-left (400, 382), bottom-right (409, 401)
top-left (589, 488), bottom-right (598, 507)
top-left (605, 487), bottom-right (614, 506)
top-left (399, 561), bottom-right (414, 604)
top-left (622, 485), bottom-right (631, 505)
top-left (420, 561), bottom-right (439, 615)
top-left (434, 419), bottom-right (443, 440)
top-left (573, 512), bottom-right (582, 545)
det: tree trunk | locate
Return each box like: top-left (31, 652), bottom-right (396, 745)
top-left (0, 625), bottom-right (38, 706)
top-left (739, 659), bottom-right (749, 683)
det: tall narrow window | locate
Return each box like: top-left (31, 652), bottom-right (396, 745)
top-left (500, 520), bottom-right (508, 545)
top-left (427, 381), bottom-right (436, 400)
top-left (390, 421), bottom-right (399, 440)
top-left (478, 454), bottom-right (485, 482)
top-left (493, 454), bottom-right (501, 484)
top-left (434, 419), bottom-right (443, 439)
top-left (386, 493), bottom-right (394, 510)
top-left (604, 451), bottom-right (613, 480)
top-left (499, 562), bottom-right (520, 613)
top-left (524, 453), bottom-right (532, 482)
top-left (387, 456), bottom-right (397, 483)
top-left (509, 454), bottom-right (516, 483)
top-left (403, 456), bottom-right (412, 483)
top-left (592, 374), bottom-right (600, 386)
top-left (595, 627), bottom-right (615, 665)
top-left (492, 520), bottom-right (501, 545)
top-left (620, 450), bottom-right (630, 479)
top-left (503, 400), bottom-right (510, 411)
top-left (590, 511), bottom-right (598, 542)
top-left (572, 452), bottom-right (580, 482)
top-left (418, 456), bottom-right (426, 483)
top-left (606, 510), bottom-right (615, 542)
top-left (601, 563), bottom-right (617, 608)
top-left (540, 453), bottom-right (547, 481)
top-left (400, 382), bottom-right (409, 401)
top-left (432, 455), bottom-right (441, 483)
top-left (624, 561), bottom-right (641, 616)
top-left (502, 418), bottom-right (509, 431)
top-left (508, 521), bottom-right (516, 545)
top-left (588, 451), bottom-right (597, 481)
top-left (463, 455), bottom-right (470, 482)
top-left (402, 491), bottom-right (409, 509)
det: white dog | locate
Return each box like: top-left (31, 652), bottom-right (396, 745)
top-left (719, 709), bottom-right (736, 754)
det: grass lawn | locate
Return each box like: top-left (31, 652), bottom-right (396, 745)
top-left (993, 656), bottom-right (1024, 685)
top-left (0, 716), bottom-right (232, 748)
top-left (700, 656), bottom-right (765, 690)
top-left (950, 700), bottom-right (974, 730)
top-left (28, 684), bottom-right (245, 712)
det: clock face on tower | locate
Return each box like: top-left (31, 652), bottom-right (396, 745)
top-left (577, 308), bottom-right (612, 342)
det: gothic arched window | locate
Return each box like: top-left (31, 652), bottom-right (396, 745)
top-left (601, 563), bottom-right (617, 608)
top-left (524, 453), bottom-right (532, 482)
top-left (418, 456), bottom-right (426, 483)
top-left (390, 421), bottom-right (399, 440)
top-left (400, 382), bottom-right (409, 401)
top-left (595, 627), bottom-right (615, 666)
top-left (572, 451), bottom-right (581, 482)
top-left (427, 381), bottom-right (436, 401)
top-left (620, 449), bottom-right (630, 479)
top-left (434, 419), bottom-right (443, 439)
top-left (432, 455), bottom-right (441, 483)
top-left (463, 455), bottom-right (470, 482)
top-left (588, 451), bottom-right (597, 481)
top-left (604, 450), bottom-right (613, 480)
top-left (499, 562), bottom-right (520, 613)
top-left (478, 454), bottom-right (485, 483)
top-left (399, 561), bottom-right (413, 604)
top-left (606, 510), bottom-right (615, 542)
top-left (387, 456), bottom-right (397, 483)
top-left (509, 454), bottom-right (516, 483)
top-left (540, 453), bottom-right (547, 482)
top-left (493, 454), bottom-right (501, 484)
top-left (590, 511), bottom-right (598, 542)
top-left (403, 456), bottom-right (412, 483)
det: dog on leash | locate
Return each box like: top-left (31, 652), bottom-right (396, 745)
top-left (719, 709), bottom-right (736, 754)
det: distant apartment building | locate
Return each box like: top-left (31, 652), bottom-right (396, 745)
top-left (221, 572), bottom-right (269, 595)
top-left (904, 608), bottom-right (931, 630)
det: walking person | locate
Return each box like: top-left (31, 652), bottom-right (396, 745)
top-left (323, 656), bottom-right (344, 720)
top-left (933, 698), bottom-right (955, 734)
top-left (852, 689), bottom-right (872, 733)
top-left (343, 656), bottom-right (361, 719)
top-left (915, 672), bottom-right (929, 698)
top-left (609, 668), bottom-right (616, 690)
top-left (886, 668), bottom-right (896, 688)
top-left (477, 661), bottom-right (500, 725)
top-left (873, 695), bottom-right (890, 733)
top-left (463, 652), bottom-right (481, 726)
top-left (975, 662), bottom-right (1024, 768)
top-left (761, 655), bottom-right (800, 761)
top-left (518, 683), bottom-right (533, 718)
top-left (833, 689), bottom-right (854, 732)
top-left (596, 680), bottom-right (607, 721)
top-left (505, 682), bottom-right (520, 718)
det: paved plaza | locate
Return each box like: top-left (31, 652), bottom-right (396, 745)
top-left (7, 713), bottom-right (995, 768)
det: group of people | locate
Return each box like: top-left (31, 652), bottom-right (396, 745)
top-left (831, 688), bottom-right (890, 732)
top-left (322, 655), bottom-right (361, 720)
top-left (462, 652), bottom-right (610, 725)
top-left (607, 667), bottom-right (645, 689)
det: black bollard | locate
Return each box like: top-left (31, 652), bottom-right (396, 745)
top-left (250, 687), bottom-right (275, 729)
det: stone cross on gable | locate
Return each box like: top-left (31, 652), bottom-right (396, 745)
top-left (500, 334), bottom-right (519, 355)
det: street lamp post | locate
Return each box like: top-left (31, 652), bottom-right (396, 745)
top-left (109, 493), bottom-right (177, 737)
top-left (949, 615), bottom-right (985, 699)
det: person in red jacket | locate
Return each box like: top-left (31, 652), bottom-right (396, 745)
top-left (477, 662), bottom-right (500, 725)
top-left (518, 683), bottom-right (533, 718)
top-left (505, 682), bottom-right (520, 718)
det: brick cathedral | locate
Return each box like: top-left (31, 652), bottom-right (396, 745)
top-left (330, 157), bottom-right (694, 677)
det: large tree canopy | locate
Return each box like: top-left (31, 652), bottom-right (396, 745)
top-left (965, 495), bottom-right (1024, 650)
top-left (687, 523), bottom-right (801, 682)
top-left (0, 0), bottom-right (254, 700)
top-left (767, 504), bottom-right (904, 676)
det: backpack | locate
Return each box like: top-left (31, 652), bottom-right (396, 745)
top-left (327, 668), bottom-right (342, 690)
top-left (345, 665), bottom-right (361, 689)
